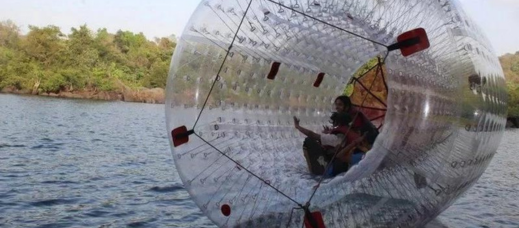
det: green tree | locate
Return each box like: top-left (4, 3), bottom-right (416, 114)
top-left (144, 61), bottom-right (169, 88)
top-left (23, 25), bottom-right (65, 66)
top-left (62, 25), bottom-right (100, 90)
top-left (500, 52), bottom-right (519, 116)
top-left (0, 20), bottom-right (21, 49)
top-left (508, 83), bottom-right (519, 117)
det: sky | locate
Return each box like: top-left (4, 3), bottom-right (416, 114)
top-left (1, 0), bottom-right (518, 55)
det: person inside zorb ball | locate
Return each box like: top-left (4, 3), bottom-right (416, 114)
top-left (294, 96), bottom-right (377, 177)
top-left (165, 0), bottom-right (507, 227)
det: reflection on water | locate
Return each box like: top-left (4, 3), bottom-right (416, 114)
top-left (0, 94), bottom-right (517, 227)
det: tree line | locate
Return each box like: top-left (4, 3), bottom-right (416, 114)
top-left (0, 20), bottom-right (175, 94)
top-left (500, 52), bottom-right (519, 117)
top-left (1, 20), bottom-right (519, 118)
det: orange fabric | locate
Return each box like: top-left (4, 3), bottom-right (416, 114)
top-left (349, 59), bottom-right (387, 128)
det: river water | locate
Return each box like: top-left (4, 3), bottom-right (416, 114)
top-left (0, 94), bottom-right (517, 227)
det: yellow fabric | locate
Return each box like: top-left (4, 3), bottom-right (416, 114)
top-left (350, 63), bottom-right (388, 110)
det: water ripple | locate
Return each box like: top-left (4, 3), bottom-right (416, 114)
top-left (148, 184), bottom-right (184, 193)
top-left (0, 143), bottom-right (26, 148)
top-left (30, 199), bottom-right (79, 207)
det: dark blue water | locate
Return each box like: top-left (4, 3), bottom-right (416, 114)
top-left (1, 94), bottom-right (518, 227)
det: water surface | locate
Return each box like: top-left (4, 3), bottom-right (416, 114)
top-left (0, 94), bottom-right (517, 227)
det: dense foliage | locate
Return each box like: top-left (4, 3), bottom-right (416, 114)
top-left (500, 52), bottom-right (519, 117)
top-left (0, 20), bottom-right (175, 94)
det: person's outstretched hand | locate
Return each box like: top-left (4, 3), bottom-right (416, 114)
top-left (322, 125), bottom-right (331, 133)
top-left (293, 116), bottom-right (300, 128)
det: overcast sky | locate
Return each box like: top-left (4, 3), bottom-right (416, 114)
top-left (1, 0), bottom-right (518, 55)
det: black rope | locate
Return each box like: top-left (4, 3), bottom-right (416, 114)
top-left (350, 62), bottom-right (387, 107)
top-left (370, 114), bottom-right (386, 122)
top-left (355, 63), bottom-right (381, 81)
top-left (187, 0), bottom-right (305, 212)
top-left (286, 207), bottom-right (304, 228)
top-left (265, 0), bottom-right (388, 48)
top-left (305, 51), bottom-right (390, 204)
top-left (186, 0), bottom-right (402, 221)
top-left (192, 0), bottom-right (253, 129)
top-left (194, 133), bottom-right (304, 208)
top-left (351, 77), bottom-right (387, 107)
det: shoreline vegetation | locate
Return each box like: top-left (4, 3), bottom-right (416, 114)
top-left (0, 86), bottom-right (165, 104)
top-left (0, 20), bottom-right (172, 104)
top-left (0, 81), bottom-right (165, 104)
top-left (1, 20), bottom-right (519, 126)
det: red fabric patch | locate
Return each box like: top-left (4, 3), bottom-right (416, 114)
top-left (221, 204), bottom-right (231, 216)
top-left (313, 73), bottom-right (325, 87)
top-left (267, 62), bottom-right (281, 80)
top-left (171, 126), bottom-right (189, 147)
top-left (304, 211), bottom-right (326, 228)
top-left (397, 28), bottom-right (430, 57)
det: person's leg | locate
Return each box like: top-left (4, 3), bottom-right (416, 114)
top-left (349, 151), bottom-right (364, 166)
top-left (366, 130), bottom-right (378, 145)
top-left (331, 148), bottom-right (363, 176)
top-left (337, 146), bottom-right (354, 164)
top-left (331, 159), bottom-right (349, 176)
top-left (303, 137), bottom-right (328, 175)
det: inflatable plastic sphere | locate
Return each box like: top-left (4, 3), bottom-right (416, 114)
top-left (165, 0), bottom-right (507, 227)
